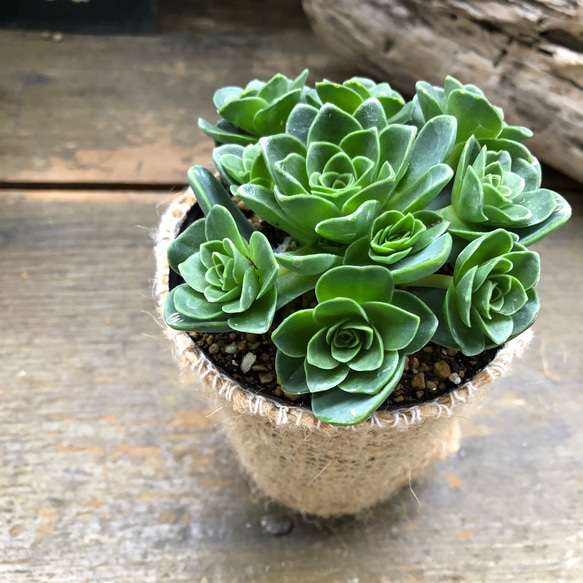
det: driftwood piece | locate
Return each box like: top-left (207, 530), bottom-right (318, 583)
top-left (303, 0), bottom-right (583, 183)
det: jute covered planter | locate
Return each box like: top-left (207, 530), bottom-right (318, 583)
top-left (155, 190), bottom-right (532, 518)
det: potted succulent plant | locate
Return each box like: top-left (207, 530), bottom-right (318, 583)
top-left (155, 71), bottom-right (571, 517)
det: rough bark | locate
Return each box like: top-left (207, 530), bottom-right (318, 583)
top-left (303, 0), bottom-right (583, 183)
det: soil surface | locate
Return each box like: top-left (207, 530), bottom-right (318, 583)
top-left (173, 196), bottom-right (499, 412)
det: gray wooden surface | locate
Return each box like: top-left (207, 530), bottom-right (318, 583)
top-left (1, 189), bottom-right (581, 582)
top-left (1, 2), bottom-right (583, 580)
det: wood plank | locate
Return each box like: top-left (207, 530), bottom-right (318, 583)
top-left (0, 11), bottom-right (358, 186)
top-left (0, 189), bottom-right (582, 581)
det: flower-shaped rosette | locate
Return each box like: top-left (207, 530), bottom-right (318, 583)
top-left (237, 102), bottom-right (457, 247)
top-left (198, 70), bottom-right (309, 146)
top-left (412, 229), bottom-right (540, 356)
top-left (272, 266), bottom-right (437, 425)
top-left (310, 77), bottom-right (415, 125)
top-left (164, 205), bottom-right (278, 334)
top-left (415, 75), bottom-right (536, 165)
top-left (343, 210), bottom-right (452, 284)
top-left (439, 136), bottom-right (570, 246)
top-left (212, 143), bottom-right (273, 192)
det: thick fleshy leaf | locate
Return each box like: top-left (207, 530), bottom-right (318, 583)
top-left (305, 361), bottom-right (349, 392)
top-left (390, 234), bottom-right (452, 284)
top-left (446, 89), bottom-right (503, 142)
top-left (307, 103), bottom-right (363, 146)
top-left (390, 290), bottom-right (439, 353)
top-left (316, 265), bottom-right (394, 304)
top-left (261, 134), bottom-right (307, 179)
top-left (378, 124), bottom-right (417, 183)
top-left (275, 272), bottom-right (320, 310)
top-left (271, 309), bottom-right (321, 357)
top-left (390, 163), bottom-right (453, 213)
top-left (256, 74), bottom-right (288, 102)
top-left (512, 193), bottom-right (571, 246)
top-left (338, 351), bottom-right (400, 394)
top-left (316, 80), bottom-right (363, 114)
top-left (353, 98), bottom-right (389, 130)
top-left (248, 231), bottom-right (278, 297)
top-left (219, 96), bottom-right (267, 135)
top-left (306, 328), bottom-right (340, 370)
top-left (203, 205), bottom-right (247, 254)
top-left (285, 104), bottom-right (319, 144)
top-left (227, 285), bottom-right (277, 333)
top-left (311, 357), bottom-right (406, 425)
top-left (187, 166), bottom-right (255, 242)
top-left (339, 127), bottom-right (380, 165)
top-left (313, 298), bottom-right (367, 326)
top-left (316, 200), bottom-right (380, 244)
top-left (253, 89), bottom-right (302, 135)
top-left (164, 288), bottom-right (231, 333)
top-left (221, 267), bottom-right (259, 313)
top-left (275, 352), bottom-right (310, 394)
top-left (197, 118), bottom-right (257, 146)
top-left (275, 248), bottom-right (342, 275)
top-left (509, 288), bottom-right (540, 335)
top-left (476, 309), bottom-right (514, 345)
top-left (173, 284), bottom-right (225, 320)
top-left (213, 86), bottom-right (244, 109)
top-left (362, 302), bottom-right (420, 351)
top-left (178, 252), bottom-right (207, 293)
top-left (167, 218), bottom-right (206, 274)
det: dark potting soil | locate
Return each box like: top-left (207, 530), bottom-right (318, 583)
top-left (171, 197), bottom-right (500, 412)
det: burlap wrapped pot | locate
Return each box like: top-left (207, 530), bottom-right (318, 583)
top-left (154, 190), bottom-right (532, 518)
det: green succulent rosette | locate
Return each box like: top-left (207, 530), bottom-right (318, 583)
top-left (236, 102), bottom-right (457, 247)
top-left (164, 205), bottom-right (278, 334)
top-left (212, 143), bottom-right (272, 191)
top-left (343, 210), bottom-right (452, 284)
top-left (438, 136), bottom-right (571, 246)
top-left (272, 266), bottom-right (437, 425)
top-left (310, 77), bottom-right (415, 125)
top-left (410, 229), bottom-right (540, 356)
top-left (198, 70), bottom-right (309, 146)
top-left (414, 75), bottom-right (535, 165)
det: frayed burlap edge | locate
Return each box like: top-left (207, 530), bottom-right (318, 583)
top-left (154, 190), bottom-right (533, 516)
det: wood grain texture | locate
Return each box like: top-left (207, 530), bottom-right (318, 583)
top-left (0, 189), bottom-right (582, 581)
top-left (303, 0), bottom-right (583, 183)
top-left (0, 7), bottom-right (357, 186)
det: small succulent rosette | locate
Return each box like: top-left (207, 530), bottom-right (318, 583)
top-left (163, 71), bottom-right (571, 427)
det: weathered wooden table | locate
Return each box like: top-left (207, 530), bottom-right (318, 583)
top-left (1, 3), bottom-right (582, 581)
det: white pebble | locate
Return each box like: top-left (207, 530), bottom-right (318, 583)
top-left (241, 352), bottom-right (257, 374)
top-left (224, 342), bottom-right (237, 354)
top-left (448, 372), bottom-right (462, 385)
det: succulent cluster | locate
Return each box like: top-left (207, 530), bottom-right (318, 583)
top-left (166, 71), bottom-right (571, 425)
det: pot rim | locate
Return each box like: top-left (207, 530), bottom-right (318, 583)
top-left (154, 189), bottom-right (533, 433)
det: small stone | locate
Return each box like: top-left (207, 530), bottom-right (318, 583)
top-left (445, 348), bottom-right (459, 356)
top-left (274, 385), bottom-right (283, 397)
top-left (433, 360), bottom-right (451, 379)
top-left (419, 363), bottom-right (430, 373)
top-left (422, 346), bottom-right (434, 353)
top-left (206, 335), bottom-right (214, 345)
top-left (426, 380), bottom-right (438, 390)
top-left (237, 340), bottom-right (247, 351)
top-left (241, 353), bottom-right (257, 374)
top-left (229, 332), bottom-right (237, 340)
top-left (393, 395), bottom-right (404, 403)
top-left (448, 372), bottom-right (462, 385)
top-left (411, 372), bottom-right (426, 389)
top-left (438, 382), bottom-right (446, 390)
top-left (415, 390), bottom-right (424, 399)
top-left (404, 357), bottom-right (409, 371)
top-left (261, 352), bottom-right (270, 361)
top-left (259, 372), bottom-right (275, 384)
top-left (410, 357), bottom-right (420, 370)
top-left (208, 343), bottom-right (220, 355)
top-left (260, 514), bottom-right (294, 536)
top-left (248, 341), bottom-right (261, 350)
top-left (283, 391), bottom-right (302, 401)
top-left (251, 364), bottom-right (268, 371)
top-left (246, 333), bottom-right (257, 342)
top-left (224, 342), bottom-right (237, 354)
top-left (52, 32), bottom-right (64, 42)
